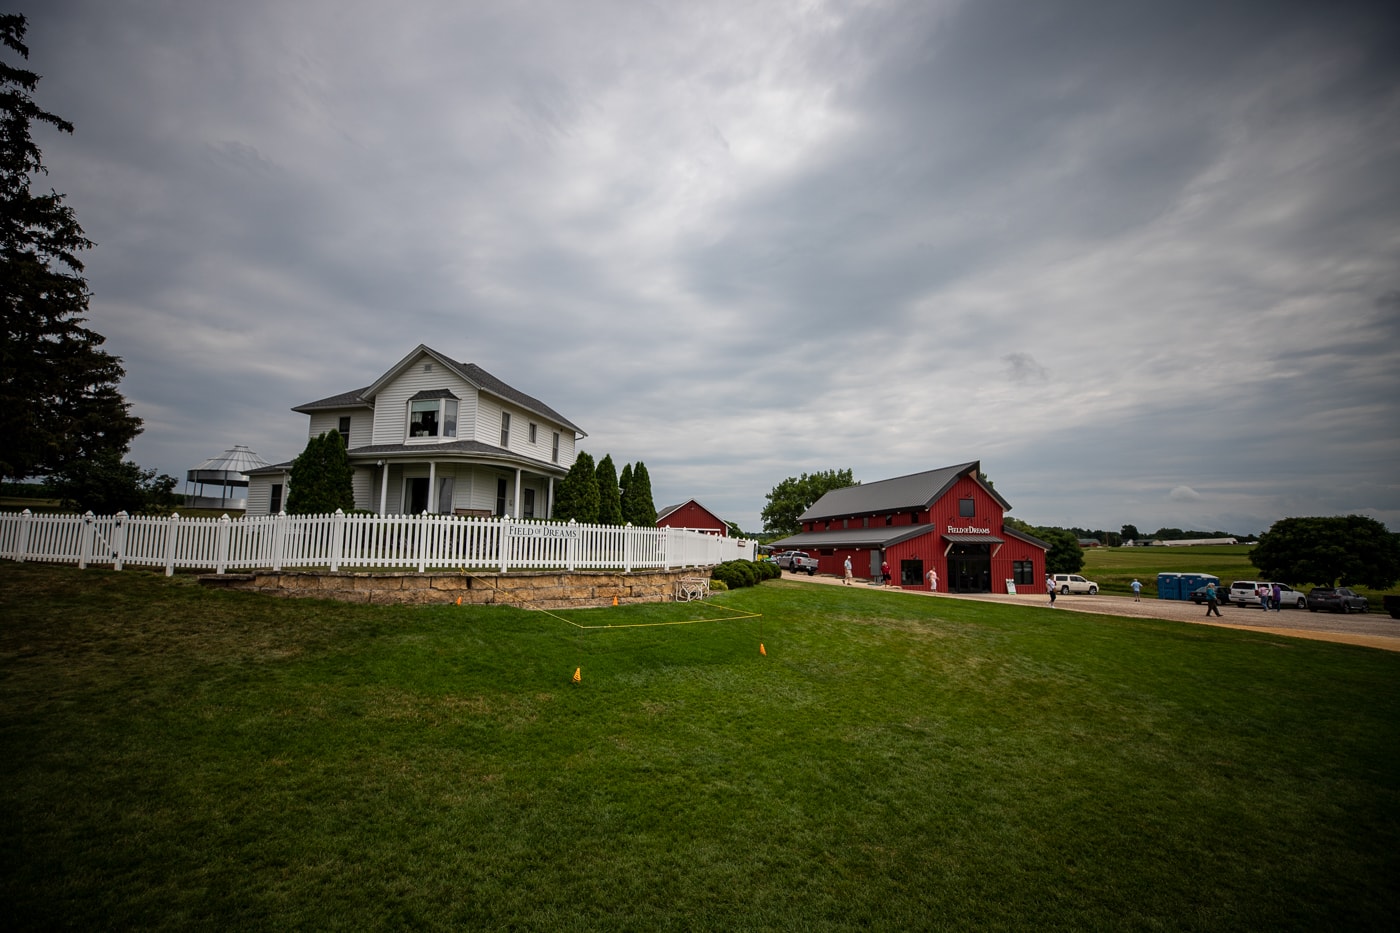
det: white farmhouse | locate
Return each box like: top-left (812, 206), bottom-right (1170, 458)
top-left (246, 345), bottom-right (584, 518)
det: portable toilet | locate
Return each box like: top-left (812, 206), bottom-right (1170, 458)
top-left (1179, 574), bottom-right (1219, 600)
top-left (1156, 572), bottom-right (1183, 600)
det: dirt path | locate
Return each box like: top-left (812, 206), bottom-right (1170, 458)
top-left (779, 569), bottom-right (1400, 652)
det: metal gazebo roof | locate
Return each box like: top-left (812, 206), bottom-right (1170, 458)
top-left (186, 445), bottom-right (270, 483)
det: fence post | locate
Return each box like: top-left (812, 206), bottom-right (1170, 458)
top-left (78, 511), bottom-right (95, 569)
top-left (272, 511), bottom-right (288, 571)
top-left (16, 509), bottom-right (33, 563)
top-left (566, 518), bottom-right (576, 572)
top-left (499, 515), bottom-right (511, 573)
top-left (164, 513), bottom-right (181, 576)
top-left (417, 511), bottom-right (429, 574)
top-left (330, 509), bottom-right (345, 573)
top-left (216, 514), bottom-right (232, 575)
top-left (112, 511), bottom-right (129, 571)
top-left (623, 522), bottom-right (633, 573)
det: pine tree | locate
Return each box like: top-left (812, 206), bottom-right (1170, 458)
top-left (595, 453), bottom-right (622, 525)
top-left (623, 461), bottom-right (657, 526)
top-left (0, 15), bottom-right (142, 482)
top-left (285, 432), bottom-right (355, 514)
top-left (553, 451), bottom-right (599, 523)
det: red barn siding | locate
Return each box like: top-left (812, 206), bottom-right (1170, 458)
top-left (657, 500), bottom-right (727, 535)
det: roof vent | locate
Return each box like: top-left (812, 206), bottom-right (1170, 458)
top-left (423, 363), bottom-right (433, 372)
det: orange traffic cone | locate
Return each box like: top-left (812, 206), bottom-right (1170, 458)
top-left (759, 643), bottom-right (767, 656)
top-left (572, 667), bottom-right (582, 684)
top-left (455, 596), bottom-right (462, 606)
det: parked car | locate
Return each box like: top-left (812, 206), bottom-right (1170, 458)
top-left (777, 550), bottom-right (818, 575)
top-left (1189, 584), bottom-right (1231, 605)
top-left (1229, 581), bottom-right (1308, 609)
top-left (1052, 573), bottom-right (1098, 595)
top-left (1307, 587), bottom-right (1369, 614)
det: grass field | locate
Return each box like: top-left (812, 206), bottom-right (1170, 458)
top-left (3, 562), bottom-right (1399, 930)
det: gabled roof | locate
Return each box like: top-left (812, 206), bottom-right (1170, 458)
top-left (292, 344), bottom-right (585, 435)
top-left (799, 461), bottom-right (1010, 521)
top-left (656, 498), bottom-right (726, 527)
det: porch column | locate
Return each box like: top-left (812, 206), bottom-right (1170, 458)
top-left (428, 461), bottom-right (437, 513)
top-left (547, 476), bottom-right (555, 519)
top-left (513, 468), bottom-right (522, 519)
top-left (378, 461), bottom-right (388, 515)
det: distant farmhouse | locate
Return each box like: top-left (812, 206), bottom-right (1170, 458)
top-left (770, 461), bottom-right (1048, 593)
top-left (656, 499), bottom-right (729, 536)
top-left (247, 345), bottom-right (583, 518)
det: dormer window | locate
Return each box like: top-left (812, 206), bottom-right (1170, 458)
top-left (408, 391), bottom-right (458, 439)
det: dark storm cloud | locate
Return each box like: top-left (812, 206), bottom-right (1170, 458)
top-left (14, 0), bottom-right (1400, 534)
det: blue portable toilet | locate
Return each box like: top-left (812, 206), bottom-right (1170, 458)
top-left (1179, 574), bottom-right (1219, 600)
top-left (1156, 572), bottom-right (1182, 600)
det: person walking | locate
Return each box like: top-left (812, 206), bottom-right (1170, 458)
top-left (927, 568), bottom-right (938, 592)
top-left (1046, 576), bottom-right (1057, 607)
top-left (881, 560), bottom-right (891, 586)
top-left (1257, 583), bottom-right (1270, 611)
top-left (1205, 581), bottom-right (1222, 616)
top-left (1131, 579), bottom-right (1142, 601)
top-left (843, 556), bottom-right (853, 585)
top-left (1272, 583), bottom-right (1283, 612)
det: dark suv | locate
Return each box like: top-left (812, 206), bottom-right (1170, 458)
top-left (1307, 587), bottom-right (1369, 614)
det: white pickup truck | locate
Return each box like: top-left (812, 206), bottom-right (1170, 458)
top-left (778, 550), bottom-right (818, 575)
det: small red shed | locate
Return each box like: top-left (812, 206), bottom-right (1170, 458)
top-left (656, 499), bottom-right (729, 536)
top-left (770, 461), bottom-right (1048, 593)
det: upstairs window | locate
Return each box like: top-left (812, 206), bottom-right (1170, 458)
top-left (552, 432), bottom-right (560, 463)
top-left (529, 422), bottom-right (538, 444)
top-left (959, 497), bottom-right (975, 517)
top-left (409, 396), bottom-right (457, 439)
top-left (500, 412), bottom-right (511, 447)
top-left (337, 416), bottom-right (351, 448)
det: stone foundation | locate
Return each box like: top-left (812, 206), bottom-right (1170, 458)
top-left (197, 568), bottom-right (709, 609)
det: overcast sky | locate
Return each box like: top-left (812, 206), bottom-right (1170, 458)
top-left (18, 0), bottom-right (1400, 535)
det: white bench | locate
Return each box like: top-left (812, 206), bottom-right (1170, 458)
top-left (675, 577), bottom-right (711, 601)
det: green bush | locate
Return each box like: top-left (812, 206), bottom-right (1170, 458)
top-left (711, 560), bottom-right (760, 589)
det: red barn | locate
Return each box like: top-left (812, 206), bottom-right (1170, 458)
top-left (656, 499), bottom-right (729, 536)
top-left (770, 461), bottom-right (1048, 593)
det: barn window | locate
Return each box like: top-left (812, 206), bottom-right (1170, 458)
top-left (959, 497), bottom-right (975, 517)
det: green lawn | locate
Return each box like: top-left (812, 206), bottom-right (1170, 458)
top-left (2, 562), bottom-right (1398, 930)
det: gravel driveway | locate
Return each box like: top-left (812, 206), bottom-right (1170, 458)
top-left (780, 569), bottom-right (1400, 652)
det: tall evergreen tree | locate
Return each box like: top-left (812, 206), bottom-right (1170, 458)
top-left (622, 461), bottom-right (657, 526)
top-left (285, 432), bottom-right (355, 514)
top-left (595, 453), bottom-right (622, 525)
top-left (618, 462), bottom-right (632, 507)
top-left (0, 15), bottom-right (142, 483)
top-left (553, 451), bottom-right (599, 524)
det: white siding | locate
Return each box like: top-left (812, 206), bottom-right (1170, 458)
top-left (371, 353), bottom-right (479, 446)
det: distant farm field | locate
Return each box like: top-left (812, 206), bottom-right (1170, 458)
top-left (3, 561), bottom-right (1397, 930)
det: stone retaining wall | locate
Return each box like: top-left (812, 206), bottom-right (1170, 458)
top-left (198, 568), bottom-right (710, 609)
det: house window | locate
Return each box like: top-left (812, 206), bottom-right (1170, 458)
top-left (523, 488), bottom-right (536, 519)
top-left (337, 416), bottom-right (350, 448)
top-left (959, 497), bottom-right (975, 517)
top-left (500, 412), bottom-right (511, 447)
top-left (552, 432), bottom-right (560, 463)
top-left (1014, 561), bottom-right (1035, 585)
top-left (496, 477), bottom-right (508, 516)
top-left (529, 423), bottom-right (537, 444)
top-left (270, 483), bottom-right (283, 514)
top-left (409, 398), bottom-right (457, 438)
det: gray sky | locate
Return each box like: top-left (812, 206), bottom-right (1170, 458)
top-left (19, 0), bottom-right (1400, 535)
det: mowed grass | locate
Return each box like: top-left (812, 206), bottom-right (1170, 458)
top-left (2, 563), bottom-right (1398, 931)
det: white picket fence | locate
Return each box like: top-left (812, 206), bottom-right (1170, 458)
top-left (0, 509), bottom-right (756, 576)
